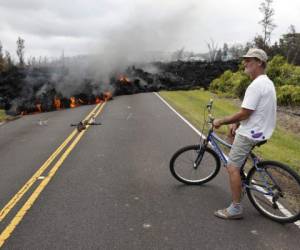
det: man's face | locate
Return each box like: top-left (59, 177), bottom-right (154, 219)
top-left (243, 57), bottom-right (261, 76)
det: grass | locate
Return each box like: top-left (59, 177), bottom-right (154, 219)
top-left (0, 109), bottom-right (8, 122)
top-left (159, 89), bottom-right (300, 174)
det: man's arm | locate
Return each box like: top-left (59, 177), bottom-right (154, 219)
top-left (213, 108), bottom-right (254, 129)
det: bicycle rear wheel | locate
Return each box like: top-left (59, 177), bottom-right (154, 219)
top-left (170, 145), bottom-right (221, 185)
top-left (246, 161), bottom-right (300, 223)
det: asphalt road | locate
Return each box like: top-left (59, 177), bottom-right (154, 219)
top-left (0, 93), bottom-right (299, 250)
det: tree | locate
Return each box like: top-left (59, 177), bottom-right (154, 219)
top-left (16, 36), bottom-right (25, 66)
top-left (171, 47), bottom-right (185, 61)
top-left (279, 25), bottom-right (300, 65)
top-left (286, 25), bottom-right (300, 64)
top-left (215, 49), bottom-right (222, 61)
top-left (228, 44), bottom-right (244, 59)
top-left (270, 41), bottom-right (281, 57)
top-left (5, 51), bottom-right (13, 70)
top-left (259, 0), bottom-right (277, 49)
top-left (207, 39), bottom-right (218, 62)
top-left (0, 41), bottom-right (4, 72)
top-left (254, 35), bottom-right (266, 50)
top-left (222, 43), bottom-right (229, 60)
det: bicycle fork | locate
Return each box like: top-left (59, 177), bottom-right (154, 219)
top-left (193, 144), bottom-right (206, 169)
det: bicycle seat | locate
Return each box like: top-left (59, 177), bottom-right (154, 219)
top-left (255, 140), bottom-right (267, 147)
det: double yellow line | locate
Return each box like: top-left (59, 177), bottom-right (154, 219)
top-left (0, 102), bottom-right (106, 248)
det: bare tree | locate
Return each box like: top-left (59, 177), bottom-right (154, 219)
top-left (16, 36), bottom-right (25, 66)
top-left (171, 47), bottom-right (185, 61)
top-left (206, 39), bottom-right (218, 62)
top-left (259, 0), bottom-right (277, 49)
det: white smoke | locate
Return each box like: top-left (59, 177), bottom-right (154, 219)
top-left (52, 2), bottom-right (198, 95)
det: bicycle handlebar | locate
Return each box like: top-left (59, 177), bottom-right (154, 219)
top-left (206, 99), bottom-right (214, 126)
top-left (206, 99), bottom-right (213, 111)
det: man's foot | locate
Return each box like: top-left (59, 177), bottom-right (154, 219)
top-left (214, 203), bottom-right (243, 220)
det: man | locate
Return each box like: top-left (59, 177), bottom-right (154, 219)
top-left (213, 48), bottom-right (277, 219)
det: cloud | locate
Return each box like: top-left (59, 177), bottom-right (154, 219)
top-left (0, 0), bottom-right (300, 59)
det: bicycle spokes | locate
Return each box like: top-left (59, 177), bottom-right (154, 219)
top-left (247, 162), bottom-right (300, 223)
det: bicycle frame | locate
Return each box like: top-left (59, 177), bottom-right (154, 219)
top-left (206, 130), bottom-right (231, 165)
top-left (203, 128), bottom-right (276, 197)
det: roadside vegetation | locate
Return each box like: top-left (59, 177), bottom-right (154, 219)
top-left (210, 55), bottom-right (300, 106)
top-left (159, 90), bottom-right (300, 174)
top-left (0, 109), bottom-right (8, 122)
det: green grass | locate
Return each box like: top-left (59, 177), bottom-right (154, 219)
top-left (0, 110), bottom-right (8, 122)
top-left (159, 89), bottom-right (300, 174)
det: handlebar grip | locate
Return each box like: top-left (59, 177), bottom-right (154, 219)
top-left (206, 99), bottom-right (214, 109)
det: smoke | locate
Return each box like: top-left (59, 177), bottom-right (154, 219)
top-left (2, 1), bottom-right (202, 113)
top-left (54, 2), bottom-right (198, 92)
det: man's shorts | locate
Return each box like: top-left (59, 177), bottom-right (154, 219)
top-left (227, 134), bottom-right (258, 168)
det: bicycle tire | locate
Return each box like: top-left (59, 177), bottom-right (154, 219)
top-left (246, 161), bottom-right (300, 223)
top-left (170, 145), bottom-right (221, 185)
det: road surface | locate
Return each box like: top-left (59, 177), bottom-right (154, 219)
top-left (0, 93), bottom-right (299, 249)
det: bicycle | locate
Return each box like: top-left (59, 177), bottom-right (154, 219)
top-left (169, 99), bottom-right (300, 223)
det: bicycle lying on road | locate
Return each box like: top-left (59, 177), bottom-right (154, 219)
top-left (170, 99), bottom-right (300, 223)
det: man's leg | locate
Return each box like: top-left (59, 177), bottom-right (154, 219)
top-left (227, 165), bottom-right (242, 203)
top-left (214, 165), bottom-right (243, 219)
top-left (214, 134), bottom-right (251, 219)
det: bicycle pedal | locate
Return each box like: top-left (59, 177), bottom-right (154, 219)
top-left (272, 202), bottom-right (279, 209)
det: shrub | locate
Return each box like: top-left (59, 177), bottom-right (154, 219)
top-left (266, 55), bottom-right (286, 82)
top-left (232, 72), bottom-right (250, 98)
top-left (277, 85), bottom-right (300, 106)
top-left (210, 55), bottom-right (300, 105)
top-left (210, 69), bottom-right (250, 99)
top-left (288, 67), bottom-right (300, 86)
top-left (210, 70), bottom-right (234, 94)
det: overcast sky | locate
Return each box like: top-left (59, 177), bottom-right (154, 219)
top-left (0, 0), bottom-right (299, 60)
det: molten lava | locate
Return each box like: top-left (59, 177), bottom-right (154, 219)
top-left (104, 91), bottom-right (112, 101)
top-left (36, 103), bottom-right (42, 113)
top-left (95, 96), bottom-right (102, 104)
top-left (119, 75), bottom-right (131, 84)
top-left (70, 97), bottom-right (77, 108)
top-left (53, 97), bottom-right (61, 110)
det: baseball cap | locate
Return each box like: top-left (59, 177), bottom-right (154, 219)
top-left (242, 48), bottom-right (268, 62)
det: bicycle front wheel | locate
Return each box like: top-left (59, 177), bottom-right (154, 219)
top-left (170, 145), bottom-right (221, 185)
top-left (246, 161), bottom-right (300, 223)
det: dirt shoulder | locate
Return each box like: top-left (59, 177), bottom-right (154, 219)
top-left (277, 107), bottom-right (300, 135)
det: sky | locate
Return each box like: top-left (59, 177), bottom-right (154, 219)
top-left (0, 0), bottom-right (299, 61)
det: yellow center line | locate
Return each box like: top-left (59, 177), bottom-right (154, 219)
top-left (0, 101), bottom-right (106, 248)
top-left (0, 103), bottom-right (102, 222)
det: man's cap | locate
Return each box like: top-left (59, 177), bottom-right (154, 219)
top-left (242, 48), bottom-right (268, 62)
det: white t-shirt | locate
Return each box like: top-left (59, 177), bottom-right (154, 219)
top-left (236, 74), bottom-right (277, 141)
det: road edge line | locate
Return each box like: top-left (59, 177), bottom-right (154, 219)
top-left (154, 92), bottom-right (300, 229)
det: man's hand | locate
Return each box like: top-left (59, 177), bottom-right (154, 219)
top-left (213, 119), bottom-right (223, 129)
top-left (227, 123), bottom-right (240, 144)
top-left (229, 123), bottom-right (239, 137)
